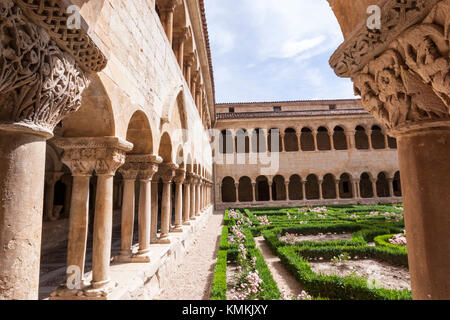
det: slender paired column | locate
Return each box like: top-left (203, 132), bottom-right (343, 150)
top-left (335, 180), bottom-right (341, 200)
top-left (269, 182), bottom-right (273, 201)
top-left (318, 180), bottom-right (324, 200)
top-left (301, 181), bottom-right (307, 201)
top-left (285, 182), bottom-right (290, 201)
top-left (183, 180), bottom-right (191, 225)
top-left (312, 130), bottom-right (319, 151)
top-left (159, 0), bottom-right (177, 45)
top-left (189, 175), bottom-right (196, 220)
top-left (150, 177), bottom-right (160, 243)
top-left (371, 179), bottom-right (377, 198)
top-left (388, 178), bottom-right (394, 198)
top-left (117, 166), bottom-right (138, 258)
top-left (329, 133), bottom-right (335, 150)
top-left (234, 182), bottom-right (239, 203)
top-left (172, 169), bottom-right (186, 232)
top-left (252, 182), bottom-right (257, 202)
top-left (184, 53), bottom-right (194, 88)
top-left (195, 177), bottom-right (201, 215)
top-left (159, 163), bottom-right (177, 244)
top-left (345, 131), bottom-right (355, 150)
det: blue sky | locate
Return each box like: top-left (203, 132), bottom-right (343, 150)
top-left (203, 0), bottom-right (356, 103)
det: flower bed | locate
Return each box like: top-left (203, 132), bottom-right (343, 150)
top-left (214, 204), bottom-right (411, 300)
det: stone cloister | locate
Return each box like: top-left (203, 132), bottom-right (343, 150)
top-left (0, 0), bottom-right (449, 300)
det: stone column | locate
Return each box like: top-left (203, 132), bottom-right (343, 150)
top-left (183, 181), bottom-right (191, 225)
top-left (235, 182), bottom-right (240, 203)
top-left (280, 133), bottom-right (285, 152)
top-left (388, 178), bottom-right (394, 198)
top-left (335, 180), bottom-right (341, 200)
top-left (318, 180), bottom-right (324, 200)
top-left (301, 181), bottom-right (307, 201)
top-left (135, 157), bottom-right (159, 259)
top-left (334, 1), bottom-right (450, 291)
top-left (329, 133), bottom-right (335, 150)
top-left (285, 182), bottom-right (290, 200)
top-left (160, 0), bottom-right (177, 45)
top-left (368, 130), bottom-right (374, 150)
top-left (352, 179), bottom-right (360, 200)
top-left (117, 165), bottom-right (139, 258)
top-left (185, 53), bottom-right (194, 88)
top-left (252, 182), bottom-right (257, 202)
top-left (172, 169), bottom-right (186, 232)
top-left (150, 177), bottom-right (160, 243)
top-left (191, 71), bottom-right (198, 98)
top-left (159, 163), bottom-right (177, 244)
top-left (371, 178), bottom-right (377, 198)
top-left (345, 131), bottom-right (355, 150)
top-left (195, 178), bottom-right (201, 215)
top-left (384, 133), bottom-right (389, 150)
top-left (89, 141), bottom-right (132, 295)
top-left (268, 182), bottom-right (273, 201)
top-left (0, 1), bottom-right (94, 299)
top-left (218, 184), bottom-right (223, 204)
top-left (189, 175), bottom-right (196, 220)
top-left (312, 130), bottom-right (318, 151)
top-left (173, 28), bottom-right (188, 70)
top-left (296, 132), bottom-right (302, 151)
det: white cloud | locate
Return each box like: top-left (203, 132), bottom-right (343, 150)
top-left (275, 35), bottom-right (326, 59)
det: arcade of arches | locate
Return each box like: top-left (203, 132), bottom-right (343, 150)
top-left (0, 0), bottom-right (449, 301)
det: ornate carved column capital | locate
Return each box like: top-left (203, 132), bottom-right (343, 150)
top-left (0, 1), bottom-right (107, 137)
top-left (174, 169), bottom-right (186, 184)
top-left (173, 27), bottom-right (189, 45)
top-left (159, 162), bottom-right (179, 183)
top-left (54, 137), bottom-right (133, 176)
top-left (331, 0), bottom-right (450, 136)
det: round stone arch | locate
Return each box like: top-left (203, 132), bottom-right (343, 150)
top-left (221, 177), bottom-right (236, 203)
top-left (158, 132), bottom-right (173, 164)
top-left (161, 86), bottom-right (189, 141)
top-left (333, 125), bottom-right (348, 150)
top-left (126, 110), bottom-right (154, 155)
top-left (62, 74), bottom-right (115, 138)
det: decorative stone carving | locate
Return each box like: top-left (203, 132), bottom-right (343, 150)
top-left (0, 0), bottom-right (90, 135)
top-left (330, 0), bottom-right (441, 78)
top-left (174, 169), bottom-right (186, 184)
top-left (54, 137), bottom-right (133, 176)
top-left (332, 0), bottom-right (450, 135)
top-left (14, 0), bottom-right (107, 73)
top-left (159, 162), bottom-right (179, 183)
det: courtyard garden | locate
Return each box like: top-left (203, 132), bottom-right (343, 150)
top-left (211, 204), bottom-right (411, 300)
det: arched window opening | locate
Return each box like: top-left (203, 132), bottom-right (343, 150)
top-left (339, 173), bottom-right (353, 199)
top-left (220, 130), bottom-right (234, 154)
top-left (376, 172), bottom-right (390, 197)
top-left (256, 176), bottom-right (270, 201)
top-left (393, 171), bottom-right (402, 197)
top-left (252, 129), bottom-right (266, 153)
top-left (272, 175), bottom-right (286, 201)
top-left (301, 128), bottom-right (315, 151)
top-left (235, 129), bottom-right (250, 154)
top-left (322, 174), bottom-right (337, 199)
top-left (360, 173), bottom-right (374, 198)
top-left (221, 177), bottom-right (236, 202)
top-left (284, 128), bottom-right (299, 152)
top-left (355, 126), bottom-right (369, 150)
top-left (333, 126), bottom-right (348, 150)
top-left (317, 127), bottom-right (331, 151)
top-left (238, 177), bottom-right (253, 202)
top-left (371, 125), bottom-right (386, 149)
top-left (268, 128), bottom-right (281, 153)
top-left (288, 175), bottom-right (302, 200)
top-left (305, 174), bottom-right (320, 200)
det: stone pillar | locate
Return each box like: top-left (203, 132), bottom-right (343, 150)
top-left (189, 175), bottom-right (196, 220)
top-left (280, 133), bottom-right (285, 152)
top-left (312, 130), bottom-right (318, 151)
top-left (89, 141), bottom-right (131, 295)
top-left (160, 0), bottom-right (177, 45)
top-left (329, 133), bottom-right (335, 150)
top-left (301, 181), bottom-right (307, 201)
top-left (352, 179), bottom-right (360, 200)
top-left (150, 178), bottom-right (160, 243)
top-left (388, 178), bottom-right (394, 198)
top-left (335, 180), bottom-right (341, 200)
top-left (368, 130), bottom-right (374, 150)
top-left (195, 178), bottom-right (201, 215)
top-left (191, 71), bottom-right (198, 98)
top-left (384, 133), bottom-right (389, 150)
top-left (183, 181), bottom-right (191, 225)
top-left (185, 53), bottom-right (194, 88)
top-left (159, 163), bottom-right (177, 244)
top-left (173, 28), bottom-right (188, 70)
top-left (135, 158), bottom-right (159, 258)
top-left (345, 131), bottom-right (355, 149)
top-left (296, 132), bottom-right (301, 151)
top-left (235, 182), bottom-right (240, 203)
top-left (117, 167), bottom-right (138, 258)
top-left (0, 1), bottom-right (94, 299)
top-left (252, 182), bottom-right (257, 202)
top-left (172, 170), bottom-right (186, 232)
top-left (330, 3), bottom-right (450, 297)
top-left (371, 178), bottom-right (377, 198)
top-left (318, 180), bottom-right (324, 200)
top-left (285, 182), bottom-right (290, 200)
top-left (268, 182), bottom-right (273, 201)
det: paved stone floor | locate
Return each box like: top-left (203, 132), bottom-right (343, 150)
top-left (153, 211), bottom-right (224, 300)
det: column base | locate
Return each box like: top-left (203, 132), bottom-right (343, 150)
top-left (182, 221), bottom-right (191, 226)
top-left (157, 237), bottom-right (171, 244)
top-left (50, 281), bottom-right (117, 300)
top-left (170, 226), bottom-right (183, 233)
top-left (83, 281), bottom-right (117, 299)
top-left (114, 253), bottom-right (151, 263)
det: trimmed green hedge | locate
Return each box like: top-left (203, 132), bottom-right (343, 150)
top-left (277, 246), bottom-right (411, 300)
top-left (210, 250), bottom-right (228, 300)
top-left (374, 234), bottom-right (407, 253)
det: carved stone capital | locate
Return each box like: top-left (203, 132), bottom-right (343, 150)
top-left (332, 0), bottom-right (450, 135)
top-left (174, 169), bottom-right (186, 184)
top-left (173, 27), bottom-right (189, 45)
top-left (122, 154), bottom-right (162, 181)
top-left (159, 162), bottom-right (179, 183)
top-left (54, 137), bottom-right (133, 176)
top-left (0, 1), bottom-right (91, 137)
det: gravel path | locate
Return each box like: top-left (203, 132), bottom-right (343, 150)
top-left (154, 212), bottom-right (224, 300)
top-left (255, 236), bottom-right (305, 299)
